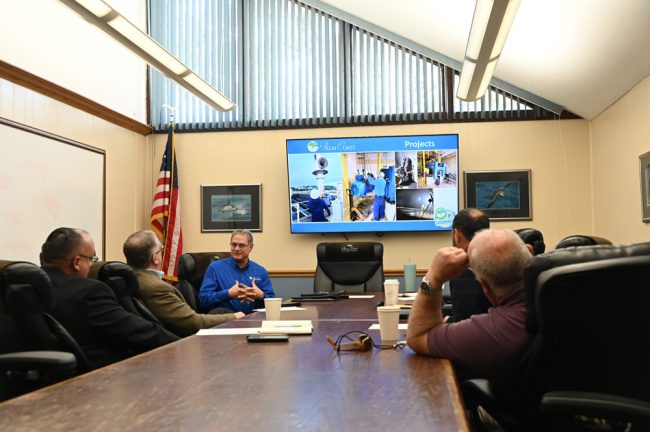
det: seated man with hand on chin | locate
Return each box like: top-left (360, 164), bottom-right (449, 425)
top-left (199, 229), bottom-right (275, 314)
top-left (407, 229), bottom-right (533, 387)
top-left (123, 230), bottom-right (243, 337)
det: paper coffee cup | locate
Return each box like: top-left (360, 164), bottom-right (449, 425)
top-left (264, 298), bottom-right (282, 321)
top-left (377, 305), bottom-right (401, 342)
top-left (383, 279), bottom-right (400, 306)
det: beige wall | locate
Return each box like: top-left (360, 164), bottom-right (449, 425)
top-left (0, 78), bottom-right (152, 261)
top-left (591, 76), bottom-right (650, 243)
top-left (1, 0), bottom-right (148, 123)
top-left (154, 118), bottom-right (592, 271)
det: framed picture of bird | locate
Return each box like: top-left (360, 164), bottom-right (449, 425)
top-left (201, 184), bottom-right (262, 232)
top-left (463, 170), bottom-right (531, 220)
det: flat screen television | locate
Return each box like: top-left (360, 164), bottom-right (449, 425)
top-left (286, 134), bottom-right (459, 234)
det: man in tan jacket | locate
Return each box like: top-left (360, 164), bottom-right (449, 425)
top-left (123, 230), bottom-right (243, 337)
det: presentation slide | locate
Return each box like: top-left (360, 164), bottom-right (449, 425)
top-left (286, 134), bottom-right (458, 234)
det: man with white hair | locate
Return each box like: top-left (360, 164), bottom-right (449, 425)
top-left (407, 229), bottom-right (533, 386)
top-left (123, 230), bottom-right (243, 337)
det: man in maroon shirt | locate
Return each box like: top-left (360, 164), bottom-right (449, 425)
top-left (407, 229), bottom-right (533, 386)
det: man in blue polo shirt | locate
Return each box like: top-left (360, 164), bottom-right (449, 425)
top-left (199, 229), bottom-right (275, 314)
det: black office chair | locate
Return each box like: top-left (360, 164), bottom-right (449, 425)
top-left (177, 252), bottom-right (231, 311)
top-left (555, 234), bottom-right (612, 249)
top-left (313, 242), bottom-right (384, 292)
top-left (462, 242), bottom-right (650, 431)
top-left (89, 261), bottom-right (160, 324)
top-left (515, 228), bottom-right (546, 255)
top-left (0, 261), bottom-right (88, 401)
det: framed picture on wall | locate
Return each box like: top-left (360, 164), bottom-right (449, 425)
top-left (464, 170), bottom-right (532, 220)
top-left (639, 152), bottom-right (650, 223)
top-left (201, 184), bottom-right (262, 232)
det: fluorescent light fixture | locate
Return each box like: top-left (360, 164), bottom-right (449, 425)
top-left (107, 16), bottom-right (187, 75)
top-left (182, 74), bottom-right (235, 111)
top-left (73, 0), bottom-right (112, 17)
top-left (58, 0), bottom-right (236, 112)
top-left (457, 0), bottom-right (520, 101)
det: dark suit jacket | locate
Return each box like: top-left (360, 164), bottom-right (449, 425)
top-left (44, 268), bottom-right (179, 370)
top-left (447, 268), bottom-right (491, 323)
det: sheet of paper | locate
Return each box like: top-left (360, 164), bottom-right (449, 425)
top-left (253, 306), bottom-right (307, 312)
top-left (260, 320), bottom-right (313, 334)
top-left (368, 323), bottom-right (408, 330)
top-left (197, 327), bottom-right (261, 336)
top-left (348, 295), bottom-right (375, 299)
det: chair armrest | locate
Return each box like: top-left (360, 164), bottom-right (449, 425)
top-left (542, 391), bottom-right (650, 424)
top-left (461, 379), bottom-right (517, 429)
top-left (0, 351), bottom-right (77, 373)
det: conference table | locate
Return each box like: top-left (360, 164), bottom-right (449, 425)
top-left (0, 295), bottom-right (470, 431)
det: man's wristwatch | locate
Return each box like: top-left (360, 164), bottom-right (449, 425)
top-left (420, 277), bottom-right (432, 295)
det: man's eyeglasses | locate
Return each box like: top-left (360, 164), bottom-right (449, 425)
top-left (326, 331), bottom-right (406, 352)
top-left (78, 254), bottom-right (99, 263)
top-left (155, 245), bottom-right (165, 255)
top-left (230, 242), bottom-right (251, 249)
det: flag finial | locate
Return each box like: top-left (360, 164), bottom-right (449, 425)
top-left (162, 104), bottom-right (177, 125)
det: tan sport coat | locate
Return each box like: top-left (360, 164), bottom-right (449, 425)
top-left (136, 269), bottom-right (235, 337)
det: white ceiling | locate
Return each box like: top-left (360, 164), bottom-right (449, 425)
top-left (320, 0), bottom-right (650, 119)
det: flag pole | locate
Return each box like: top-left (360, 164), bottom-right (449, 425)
top-left (167, 119), bottom-right (175, 249)
top-left (161, 104), bottom-right (177, 245)
top-left (151, 104), bottom-right (183, 282)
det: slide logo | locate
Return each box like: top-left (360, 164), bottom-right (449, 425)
top-left (434, 207), bottom-right (454, 228)
top-left (307, 141), bottom-right (319, 152)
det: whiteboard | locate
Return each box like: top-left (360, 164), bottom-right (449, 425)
top-left (0, 118), bottom-right (105, 264)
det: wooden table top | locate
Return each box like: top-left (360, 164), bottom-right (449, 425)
top-left (0, 299), bottom-right (468, 431)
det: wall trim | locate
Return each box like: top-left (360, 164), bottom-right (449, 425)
top-left (0, 60), bottom-right (152, 136)
top-left (270, 269), bottom-right (427, 277)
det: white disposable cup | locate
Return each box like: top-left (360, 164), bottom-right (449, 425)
top-left (383, 279), bottom-right (400, 306)
top-left (264, 298), bottom-right (282, 321)
top-left (377, 305), bottom-right (401, 342)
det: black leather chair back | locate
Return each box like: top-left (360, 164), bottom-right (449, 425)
top-left (515, 228), bottom-right (546, 255)
top-left (314, 242), bottom-right (384, 292)
top-left (0, 261), bottom-right (87, 400)
top-left (89, 261), bottom-right (160, 324)
top-left (508, 242), bottom-right (650, 428)
top-left (555, 234), bottom-right (612, 249)
top-left (177, 252), bottom-right (231, 311)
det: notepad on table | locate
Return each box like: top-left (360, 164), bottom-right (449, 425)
top-left (260, 320), bottom-right (313, 335)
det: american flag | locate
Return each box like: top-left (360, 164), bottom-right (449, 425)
top-left (150, 122), bottom-right (183, 282)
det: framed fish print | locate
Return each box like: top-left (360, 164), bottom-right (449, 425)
top-left (201, 184), bottom-right (262, 232)
top-left (464, 170), bottom-right (532, 220)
